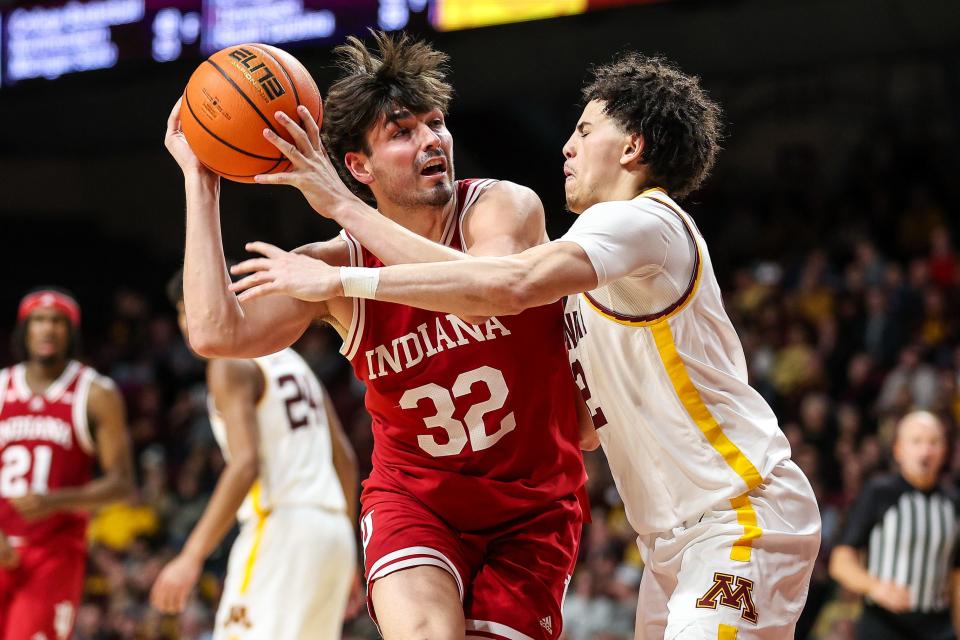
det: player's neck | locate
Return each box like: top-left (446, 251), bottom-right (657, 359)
top-left (23, 358), bottom-right (70, 393)
top-left (377, 199), bottom-right (454, 244)
top-left (620, 166), bottom-right (657, 202)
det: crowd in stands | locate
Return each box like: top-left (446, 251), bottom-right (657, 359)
top-left (3, 126), bottom-right (957, 639)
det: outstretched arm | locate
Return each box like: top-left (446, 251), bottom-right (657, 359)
top-left (151, 359), bottom-right (263, 613)
top-left (229, 198), bottom-right (693, 319)
top-left (371, 240), bottom-right (598, 316)
top-left (230, 239), bottom-right (599, 318)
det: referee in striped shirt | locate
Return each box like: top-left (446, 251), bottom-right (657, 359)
top-left (830, 411), bottom-right (960, 639)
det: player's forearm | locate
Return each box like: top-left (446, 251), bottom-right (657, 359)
top-left (829, 545), bottom-right (877, 595)
top-left (332, 200), bottom-right (468, 265)
top-left (182, 174), bottom-right (245, 355)
top-left (370, 257), bottom-right (534, 316)
top-left (372, 242), bottom-right (583, 316)
top-left (46, 472), bottom-right (133, 512)
top-left (182, 461), bottom-right (259, 562)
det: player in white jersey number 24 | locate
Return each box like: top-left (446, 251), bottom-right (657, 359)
top-left (227, 54), bottom-right (822, 639)
top-left (151, 274), bottom-right (361, 640)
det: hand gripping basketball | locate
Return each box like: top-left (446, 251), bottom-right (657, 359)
top-left (178, 43), bottom-right (322, 183)
top-left (253, 106), bottom-right (366, 221)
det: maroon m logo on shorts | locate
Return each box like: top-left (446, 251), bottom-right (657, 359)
top-left (695, 572), bottom-right (758, 624)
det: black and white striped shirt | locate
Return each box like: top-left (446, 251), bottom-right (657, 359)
top-left (841, 474), bottom-right (960, 612)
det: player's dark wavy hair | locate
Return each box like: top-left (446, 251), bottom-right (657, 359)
top-left (11, 286), bottom-right (82, 362)
top-left (322, 30), bottom-right (453, 206)
top-left (582, 53), bottom-right (723, 199)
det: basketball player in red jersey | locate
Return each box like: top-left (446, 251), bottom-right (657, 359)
top-left (166, 32), bottom-right (590, 640)
top-left (0, 289), bottom-right (134, 640)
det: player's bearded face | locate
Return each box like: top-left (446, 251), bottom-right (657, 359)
top-left (25, 309), bottom-right (70, 364)
top-left (563, 100), bottom-right (632, 214)
top-left (367, 108), bottom-right (455, 209)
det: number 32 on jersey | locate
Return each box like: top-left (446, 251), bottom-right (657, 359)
top-left (400, 365), bottom-right (516, 457)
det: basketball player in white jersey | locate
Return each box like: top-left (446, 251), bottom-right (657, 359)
top-left (228, 54), bottom-right (821, 639)
top-left (150, 274), bottom-right (358, 639)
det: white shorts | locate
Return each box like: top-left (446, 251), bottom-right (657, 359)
top-left (214, 505), bottom-right (356, 640)
top-left (635, 459), bottom-right (821, 640)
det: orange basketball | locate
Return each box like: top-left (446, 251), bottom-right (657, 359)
top-left (180, 43), bottom-right (322, 183)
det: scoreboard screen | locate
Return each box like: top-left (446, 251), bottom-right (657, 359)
top-left (2, 0), bottom-right (430, 86)
top-left (0, 0), bottom-right (666, 87)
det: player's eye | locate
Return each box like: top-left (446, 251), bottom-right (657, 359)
top-left (393, 128), bottom-right (410, 138)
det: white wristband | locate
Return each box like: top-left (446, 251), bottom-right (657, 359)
top-left (340, 266), bottom-right (380, 299)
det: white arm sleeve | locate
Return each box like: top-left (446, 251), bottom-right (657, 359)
top-left (559, 198), bottom-right (695, 289)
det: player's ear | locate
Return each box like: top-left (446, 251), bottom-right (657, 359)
top-left (344, 151), bottom-right (374, 186)
top-left (620, 133), bottom-right (644, 168)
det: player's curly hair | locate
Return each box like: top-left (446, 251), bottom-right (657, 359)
top-left (582, 53), bottom-right (723, 199)
top-left (322, 31), bottom-right (453, 205)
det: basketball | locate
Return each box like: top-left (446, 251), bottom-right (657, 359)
top-left (179, 43), bottom-right (322, 183)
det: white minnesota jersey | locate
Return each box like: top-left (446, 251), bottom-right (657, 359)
top-left (209, 348), bottom-right (346, 523)
top-left (560, 188), bottom-right (792, 535)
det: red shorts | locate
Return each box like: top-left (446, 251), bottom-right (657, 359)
top-left (0, 542), bottom-right (86, 640)
top-left (360, 490), bottom-right (582, 640)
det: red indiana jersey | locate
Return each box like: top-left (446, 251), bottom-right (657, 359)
top-left (341, 178), bottom-right (586, 531)
top-left (0, 361), bottom-right (98, 549)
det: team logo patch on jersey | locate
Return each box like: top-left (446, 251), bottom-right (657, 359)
top-left (695, 572), bottom-right (758, 624)
top-left (225, 605), bottom-right (253, 629)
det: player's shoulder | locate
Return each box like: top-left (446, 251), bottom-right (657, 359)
top-left (464, 179), bottom-right (544, 227)
top-left (293, 236), bottom-right (351, 267)
top-left (581, 193), bottom-right (687, 235)
top-left (83, 368), bottom-right (125, 420)
top-left (472, 179), bottom-right (539, 205)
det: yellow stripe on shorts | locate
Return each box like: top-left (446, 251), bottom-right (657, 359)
top-left (240, 480), bottom-right (269, 594)
top-left (730, 493), bottom-right (762, 562)
top-left (718, 623), bottom-right (738, 639)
